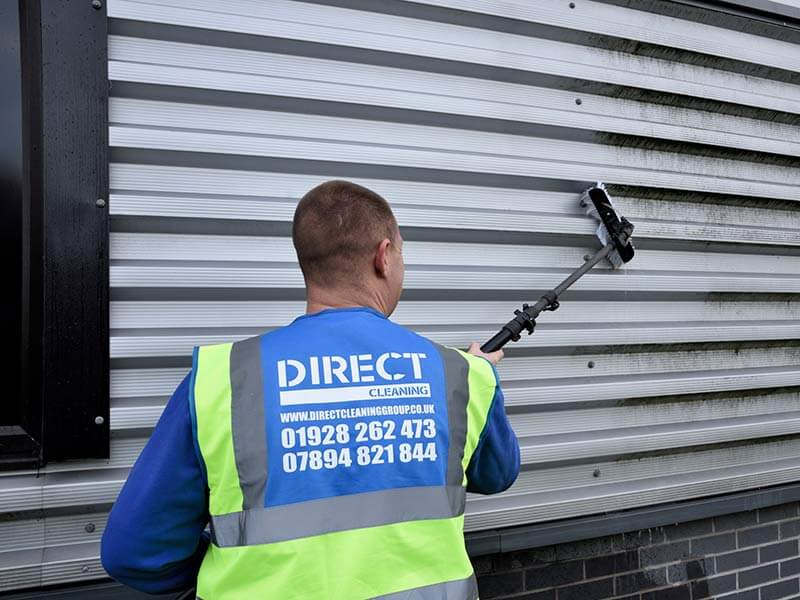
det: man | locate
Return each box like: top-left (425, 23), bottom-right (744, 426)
top-left (102, 180), bottom-right (520, 599)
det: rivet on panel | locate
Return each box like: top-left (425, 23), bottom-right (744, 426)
top-left (94, 415), bottom-right (105, 425)
top-left (569, 2), bottom-right (576, 8)
top-left (593, 469), bottom-right (601, 477)
top-left (587, 361), bottom-right (595, 368)
top-left (95, 198), bottom-right (106, 208)
top-left (85, 522), bottom-right (96, 533)
top-left (92, 0), bottom-right (102, 9)
top-left (575, 98), bottom-right (582, 105)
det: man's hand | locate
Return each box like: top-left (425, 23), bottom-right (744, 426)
top-left (468, 342), bottom-right (504, 365)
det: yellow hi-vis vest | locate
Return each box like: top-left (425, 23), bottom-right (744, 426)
top-left (189, 334), bottom-right (499, 599)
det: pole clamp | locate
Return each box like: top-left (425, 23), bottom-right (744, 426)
top-left (509, 304), bottom-right (536, 342)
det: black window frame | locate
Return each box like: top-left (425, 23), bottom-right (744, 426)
top-left (1, 0), bottom-right (109, 470)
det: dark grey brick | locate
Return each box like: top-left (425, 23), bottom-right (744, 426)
top-left (616, 568), bottom-right (668, 594)
top-left (780, 557), bottom-right (800, 578)
top-left (651, 526), bottom-right (667, 541)
top-left (714, 510), bottom-right (757, 532)
top-left (585, 551), bottom-right (638, 578)
top-left (555, 536), bottom-right (615, 561)
top-left (476, 571), bottom-right (523, 599)
top-left (509, 590), bottom-right (555, 600)
top-left (640, 541), bottom-right (691, 567)
top-left (716, 591), bottom-right (758, 600)
top-left (556, 577), bottom-right (613, 600)
top-left (667, 558), bottom-right (714, 583)
top-left (738, 524), bottom-right (779, 548)
top-left (641, 584), bottom-right (691, 600)
top-left (614, 529), bottom-right (666, 551)
top-left (737, 563), bottom-right (779, 588)
top-left (493, 547), bottom-right (556, 571)
top-left (760, 539), bottom-right (798, 563)
top-left (663, 519), bottom-right (713, 541)
top-left (525, 561), bottom-right (582, 590)
top-left (690, 573), bottom-right (736, 599)
top-left (779, 518), bottom-right (800, 540)
top-left (758, 503), bottom-right (799, 524)
top-left (760, 577), bottom-right (799, 600)
top-left (691, 533), bottom-right (736, 556)
top-left (471, 555), bottom-right (493, 575)
top-left (716, 548), bottom-right (758, 573)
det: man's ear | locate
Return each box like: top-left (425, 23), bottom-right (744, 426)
top-left (374, 238), bottom-right (392, 278)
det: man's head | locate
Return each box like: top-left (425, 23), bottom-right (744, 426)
top-left (292, 180), bottom-right (404, 316)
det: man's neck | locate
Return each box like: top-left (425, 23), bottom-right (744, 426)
top-left (305, 288), bottom-right (387, 316)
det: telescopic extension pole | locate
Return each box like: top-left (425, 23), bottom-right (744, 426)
top-left (480, 242), bottom-right (615, 353)
top-left (480, 183), bottom-right (635, 353)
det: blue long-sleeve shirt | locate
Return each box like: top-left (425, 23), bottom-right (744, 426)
top-left (102, 319), bottom-right (519, 594)
top-left (102, 373), bottom-right (210, 594)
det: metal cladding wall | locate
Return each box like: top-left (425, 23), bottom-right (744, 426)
top-left (2, 0), bottom-right (800, 592)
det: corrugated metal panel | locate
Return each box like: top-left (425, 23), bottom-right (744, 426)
top-left (3, 0), bottom-right (800, 591)
top-left (410, 0), bottom-right (800, 72)
top-left (109, 48), bottom-right (800, 159)
top-left (719, 0), bottom-right (800, 21)
top-left (108, 99), bottom-right (800, 199)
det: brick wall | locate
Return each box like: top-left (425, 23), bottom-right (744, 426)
top-left (472, 501), bottom-right (800, 600)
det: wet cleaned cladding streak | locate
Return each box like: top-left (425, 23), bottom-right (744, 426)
top-left (2, 0), bottom-right (800, 592)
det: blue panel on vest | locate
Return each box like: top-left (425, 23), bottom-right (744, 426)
top-left (258, 307), bottom-right (449, 507)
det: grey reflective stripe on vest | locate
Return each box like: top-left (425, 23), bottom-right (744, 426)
top-left (230, 336), bottom-right (268, 510)
top-left (434, 344), bottom-right (470, 491)
top-left (211, 484), bottom-right (466, 547)
top-left (374, 574), bottom-right (479, 600)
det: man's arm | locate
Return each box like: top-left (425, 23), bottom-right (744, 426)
top-left (464, 343), bottom-right (520, 494)
top-left (464, 368), bottom-right (520, 494)
top-left (101, 373), bottom-right (211, 594)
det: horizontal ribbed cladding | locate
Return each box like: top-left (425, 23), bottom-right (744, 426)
top-left (3, 0), bottom-right (800, 592)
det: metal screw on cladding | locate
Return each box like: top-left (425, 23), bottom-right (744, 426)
top-left (92, 0), bottom-right (102, 9)
top-left (593, 469), bottom-right (601, 477)
top-left (85, 523), bottom-right (96, 533)
top-left (587, 360), bottom-right (595, 368)
top-left (95, 198), bottom-right (106, 208)
top-left (569, 2), bottom-right (576, 8)
top-left (94, 415), bottom-right (104, 425)
top-left (575, 98), bottom-right (582, 105)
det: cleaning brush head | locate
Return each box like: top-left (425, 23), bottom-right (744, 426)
top-left (580, 182), bottom-right (635, 270)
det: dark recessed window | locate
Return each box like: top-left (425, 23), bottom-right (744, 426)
top-left (0, 0), bottom-right (36, 468)
top-left (1, 0), bottom-right (109, 469)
